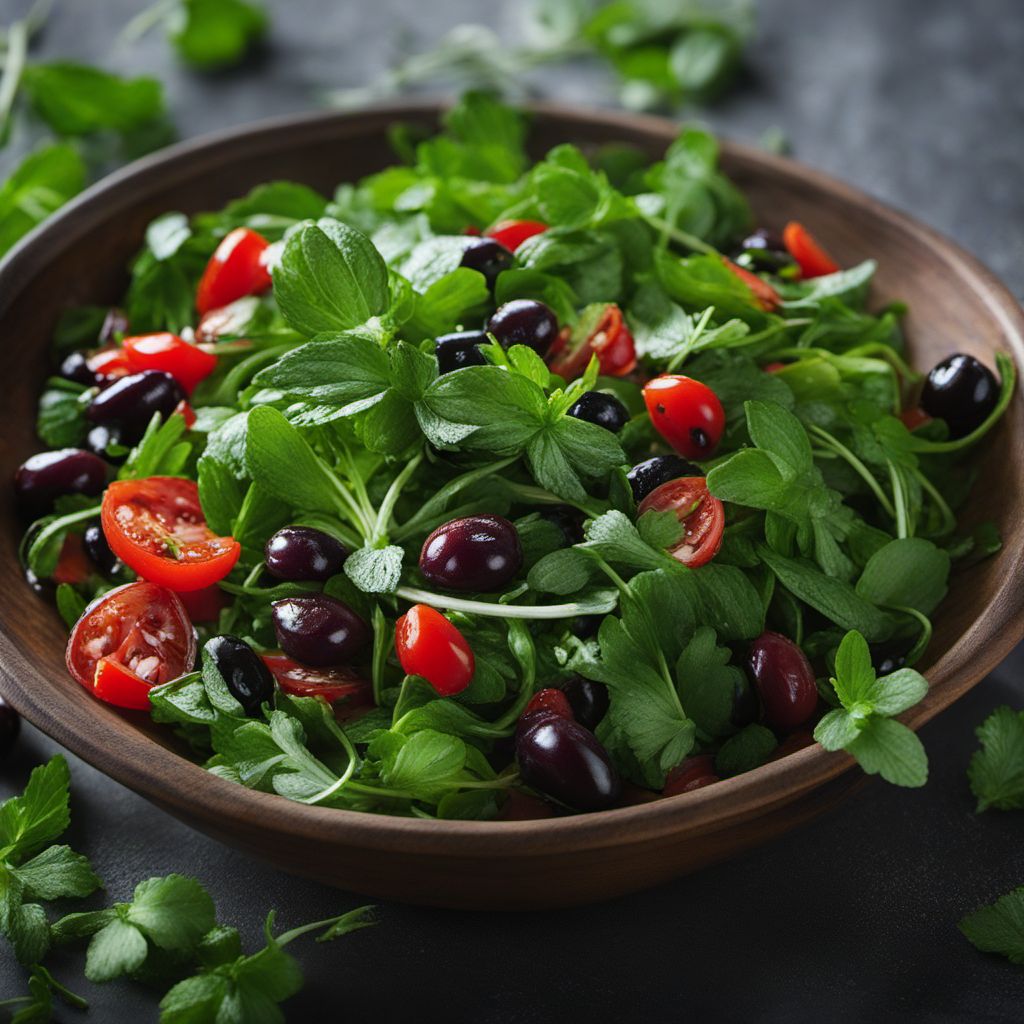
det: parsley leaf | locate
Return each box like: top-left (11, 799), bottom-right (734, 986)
top-left (0, 143), bottom-right (85, 256)
top-left (959, 887), bottom-right (1024, 965)
top-left (968, 706), bottom-right (1024, 812)
top-left (171, 0), bottom-right (267, 70)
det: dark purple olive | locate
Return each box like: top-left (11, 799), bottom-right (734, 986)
top-left (735, 228), bottom-right (794, 271)
top-left (747, 631), bottom-right (818, 732)
top-left (540, 505), bottom-right (584, 546)
top-left (626, 454), bottom-right (702, 503)
top-left (86, 370), bottom-right (186, 443)
top-left (419, 514), bottom-right (523, 592)
top-left (271, 595), bottom-right (369, 667)
top-left (84, 424), bottom-right (128, 464)
top-left (567, 391), bottom-right (630, 433)
top-left (487, 300), bottom-right (559, 357)
top-left (516, 716), bottom-right (620, 811)
top-left (59, 351), bottom-right (100, 387)
top-left (98, 308), bottom-right (129, 345)
top-left (730, 673), bottom-right (759, 728)
top-left (561, 676), bottom-right (609, 731)
top-left (459, 237), bottom-right (514, 289)
top-left (83, 522), bottom-right (119, 576)
top-left (204, 634), bottom-right (275, 717)
top-left (920, 354), bottom-right (998, 439)
top-left (14, 448), bottom-right (108, 519)
top-left (435, 330), bottom-right (488, 375)
top-left (265, 526), bottom-right (348, 582)
top-left (0, 696), bottom-right (20, 758)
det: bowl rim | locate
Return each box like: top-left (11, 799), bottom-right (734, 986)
top-left (2, 99), bottom-right (1023, 857)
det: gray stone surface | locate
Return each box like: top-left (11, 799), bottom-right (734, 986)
top-left (1, 0), bottom-right (1023, 1019)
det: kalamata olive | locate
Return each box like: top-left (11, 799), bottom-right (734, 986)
top-left (561, 676), bottom-right (609, 731)
top-left (626, 454), bottom-right (702, 503)
top-left (0, 696), bottom-right (20, 759)
top-left (459, 237), bottom-right (514, 289)
top-left (516, 688), bottom-right (573, 739)
top-left (419, 514), bottom-right (523, 592)
top-left (663, 754), bottom-right (719, 797)
top-left (86, 370), bottom-right (186, 443)
top-left (736, 228), bottom-right (794, 271)
top-left (99, 307), bottom-right (129, 345)
top-left (84, 424), bottom-right (128, 464)
top-left (271, 595), bottom-right (369, 667)
top-left (487, 300), bottom-right (559, 357)
top-left (747, 631), bottom-right (818, 731)
top-left (435, 330), bottom-right (488, 375)
top-left (59, 351), bottom-right (99, 386)
top-left (83, 522), bottom-right (119, 576)
top-left (567, 391), bottom-right (630, 433)
top-left (516, 716), bottom-right (620, 811)
top-left (264, 526), bottom-right (348, 582)
top-left (920, 354), bottom-right (999, 439)
top-left (14, 448), bottom-right (108, 519)
top-left (204, 634), bottom-right (276, 717)
top-left (540, 505), bottom-right (584, 546)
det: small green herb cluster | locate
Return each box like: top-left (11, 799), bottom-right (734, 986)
top-left (0, 755), bottom-right (374, 1022)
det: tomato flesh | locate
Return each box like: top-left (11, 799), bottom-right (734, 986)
top-left (87, 347), bottom-right (132, 380)
top-left (66, 581), bottom-right (196, 709)
top-left (394, 604), bottom-right (474, 696)
top-left (485, 219), bottom-right (547, 252)
top-left (261, 654), bottom-right (369, 704)
top-left (638, 476), bottom-right (725, 568)
top-left (53, 533), bottom-right (90, 586)
top-left (195, 227), bottom-right (272, 315)
top-left (723, 258), bottom-right (782, 311)
top-left (123, 333), bottom-right (217, 394)
top-left (548, 303), bottom-right (637, 379)
top-left (179, 583), bottom-right (228, 624)
top-left (101, 477), bottom-right (240, 592)
top-left (782, 221), bottom-right (840, 279)
top-left (643, 375), bottom-right (726, 460)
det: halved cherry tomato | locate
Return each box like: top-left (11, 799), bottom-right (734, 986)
top-left (638, 476), bottom-right (725, 568)
top-left (783, 221), bottom-right (839, 279)
top-left (195, 228), bottom-right (272, 315)
top-left (123, 333), bottom-right (217, 394)
top-left (66, 581), bottom-right (196, 709)
top-left (723, 258), bottom-right (782, 312)
top-left (260, 654), bottom-right (369, 704)
top-left (548, 303), bottom-right (637, 379)
top-left (663, 754), bottom-right (720, 796)
top-left (87, 346), bottom-right (132, 380)
top-left (485, 219), bottom-right (547, 252)
top-left (900, 407), bottom-right (932, 432)
top-left (394, 604), bottom-right (474, 696)
top-left (643, 375), bottom-right (726, 460)
top-left (101, 477), bottom-right (241, 592)
top-left (53, 533), bottom-right (90, 586)
top-left (174, 400), bottom-right (197, 429)
top-left (179, 583), bottom-right (228, 623)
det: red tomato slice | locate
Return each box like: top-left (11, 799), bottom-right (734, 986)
top-left (53, 533), bottom-right (90, 586)
top-left (261, 654), bottom-right (370, 704)
top-left (782, 221), bottom-right (840, 279)
top-left (548, 303), bottom-right (637, 379)
top-left (394, 604), bottom-right (474, 696)
top-left (101, 477), bottom-right (240, 592)
top-left (485, 219), bottom-right (548, 252)
top-left (638, 476), bottom-right (725, 568)
top-left (643, 375), bottom-right (726, 460)
top-left (66, 581), bottom-right (196, 709)
top-left (87, 346), bottom-right (132, 380)
top-left (123, 333), bottom-right (217, 394)
top-left (179, 583), bottom-right (227, 624)
top-left (195, 228), bottom-right (272, 315)
top-left (723, 258), bottom-right (782, 311)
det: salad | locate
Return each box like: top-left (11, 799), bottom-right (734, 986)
top-left (13, 94), bottom-right (1014, 819)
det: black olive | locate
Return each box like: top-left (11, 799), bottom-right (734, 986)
top-left (87, 370), bottom-right (186, 443)
top-left (14, 449), bottom-right (109, 519)
top-left (435, 331), bottom-right (489, 375)
top-left (419, 515), bottom-right (524, 592)
top-left (59, 351), bottom-right (100, 387)
top-left (920, 354), bottom-right (999, 439)
top-left (204, 635), bottom-right (275, 717)
top-left (625, 454), bottom-right (701, 503)
top-left (735, 228), bottom-right (794, 271)
top-left (84, 424), bottom-right (128, 464)
top-left (98, 307), bottom-right (129, 345)
top-left (83, 523), bottom-right (119, 576)
top-left (271, 595), bottom-right (370, 666)
top-left (487, 300), bottom-right (559, 357)
top-left (264, 526), bottom-right (348, 582)
top-left (459, 237), bottom-right (514, 289)
top-left (561, 676), bottom-right (610, 731)
top-left (540, 505), bottom-right (585, 546)
top-left (567, 391), bottom-right (630, 433)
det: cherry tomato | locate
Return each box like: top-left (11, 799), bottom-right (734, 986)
top-left (260, 654), bottom-right (369, 705)
top-left (485, 219), bottom-right (548, 252)
top-left (87, 346), bottom-right (132, 380)
top-left (782, 221), bottom-right (840, 279)
top-left (548, 303), bottom-right (637, 379)
top-left (900, 407), bottom-right (932, 432)
top-left (175, 400), bottom-right (197, 429)
top-left (195, 228), bottom-right (272, 315)
top-left (394, 604), bottom-right (474, 696)
top-left (66, 581), bottom-right (196, 709)
top-left (723, 258), bottom-right (782, 311)
top-left (663, 754), bottom-right (720, 796)
top-left (179, 583), bottom-right (228, 624)
top-left (638, 476), bottom-right (725, 568)
top-left (122, 333), bottom-right (217, 394)
top-left (643, 375), bottom-right (725, 460)
top-left (100, 477), bottom-right (241, 592)
top-left (52, 533), bottom-right (91, 586)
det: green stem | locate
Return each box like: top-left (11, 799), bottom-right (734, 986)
top-left (300, 717), bottom-right (359, 806)
top-left (501, 482), bottom-right (607, 519)
top-left (370, 604), bottom-right (390, 708)
top-left (372, 452), bottom-right (423, 543)
top-left (809, 424), bottom-right (895, 518)
top-left (888, 460), bottom-right (910, 539)
top-left (390, 673), bottom-right (416, 726)
top-left (0, 17), bottom-right (27, 136)
top-left (642, 214), bottom-right (718, 255)
top-left (395, 585), bottom-right (617, 620)
top-left (891, 605), bottom-right (932, 666)
top-left (910, 466), bottom-right (957, 537)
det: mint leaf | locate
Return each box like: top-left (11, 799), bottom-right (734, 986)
top-left (959, 887), bottom-right (1024, 965)
top-left (581, 510), bottom-right (674, 572)
top-left (865, 668), bottom-right (928, 718)
top-left (831, 629), bottom-right (875, 708)
top-left (86, 918), bottom-right (149, 983)
top-left (855, 537), bottom-right (950, 615)
top-left (380, 730), bottom-right (466, 799)
top-left (273, 218), bottom-right (388, 336)
top-left (12, 845), bottom-right (101, 901)
top-left (814, 708), bottom-right (861, 751)
top-left (126, 874), bottom-right (217, 952)
top-left (0, 755), bottom-right (72, 860)
top-left (845, 716), bottom-right (927, 788)
top-left (968, 706), bottom-right (1024, 812)
top-left (344, 545), bottom-right (403, 594)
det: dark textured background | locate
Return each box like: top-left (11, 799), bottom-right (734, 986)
top-left (1, 0), bottom-right (1023, 1020)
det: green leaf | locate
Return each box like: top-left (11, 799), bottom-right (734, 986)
top-left (36, 383), bottom-right (89, 448)
top-left (715, 724), bottom-right (777, 775)
top-left (85, 918), bottom-right (148, 982)
top-left (406, 267), bottom-right (489, 339)
top-left (4, 900), bottom-right (50, 966)
top-left (581, 510), bottom-right (673, 572)
top-left (172, 0), bottom-right (267, 70)
top-left (744, 400), bottom-right (813, 476)
top-left (125, 874), bottom-right (217, 952)
top-left (159, 972), bottom-right (230, 1023)
top-left (846, 716), bottom-right (927, 787)
top-left (866, 668), bottom-right (928, 717)
top-left (0, 755), bottom-right (71, 861)
top-left (813, 707), bottom-right (861, 751)
top-left (316, 905), bottom-right (377, 941)
top-left (855, 538), bottom-right (950, 615)
top-left (967, 706), bottom-right (1024, 812)
top-left (675, 626), bottom-right (743, 738)
top-left (343, 545), bottom-right (403, 594)
top-left (380, 730), bottom-right (466, 798)
top-left (272, 219), bottom-right (389, 337)
top-left (12, 845), bottom-right (101, 901)
top-left (831, 629), bottom-right (876, 708)
top-left (959, 887), bottom-right (1024, 965)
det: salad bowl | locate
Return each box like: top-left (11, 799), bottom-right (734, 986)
top-left (1, 102), bottom-right (1022, 910)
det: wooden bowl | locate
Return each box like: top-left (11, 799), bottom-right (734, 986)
top-left (1, 104), bottom-right (1022, 911)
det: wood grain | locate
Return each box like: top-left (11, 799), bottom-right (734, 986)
top-left (0, 103), bottom-right (1021, 910)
